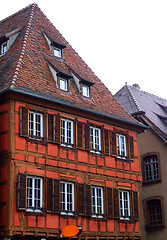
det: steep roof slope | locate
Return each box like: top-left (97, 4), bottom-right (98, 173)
top-left (115, 84), bottom-right (167, 141)
top-left (0, 3), bottom-right (141, 128)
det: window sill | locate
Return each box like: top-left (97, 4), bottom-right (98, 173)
top-left (142, 179), bottom-right (161, 186)
top-left (27, 137), bottom-right (47, 145)
top-left (25, 210), bottom-right (45, 216)
top-left (90, 150), bottom-right (101, 154)
top-left (61, 143), bottom-right (73, 148)
top-left (145, 224), bottom-right (165, 231)
top-left (92, 214), bottom-right (104, 219)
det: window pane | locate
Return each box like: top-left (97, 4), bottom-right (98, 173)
top-left (91, 186), bottom-right (103, 216)
top-left (144, 155), bottom-right (159, 182)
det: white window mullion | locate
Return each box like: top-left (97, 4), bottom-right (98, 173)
top-left (40, 178), bottom-right (43, 208)
top-left (32, 178), bottom-right (35, 208)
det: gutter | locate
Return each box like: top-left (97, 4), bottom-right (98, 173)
top-left (1, 87), bottom-right (147, 131)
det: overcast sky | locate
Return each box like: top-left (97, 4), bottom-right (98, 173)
top-left (1, 0), bottom-right (167, 99)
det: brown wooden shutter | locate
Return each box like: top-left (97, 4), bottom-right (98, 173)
top-left (20, 106), bottom-right (28, 137)
top-left (17, 173), bottom-right (26, 210)
top-left (84, 123), bottom-right (90, 150)
top-left (111, 131), bottom-right (117, 156)
top-left (77, 121), bottom-right (83, 148)
top-left (73, 120), bottom-right (76, 148)
top-left (133, 191), bottom-right (139, 220)
top-left (85, 184), bottom-right (91, 216)
top-left (53, 179), bottom-right (60, 213)
top-left (113, 188), bottom-right (119, 219)
top-left (55, 114), bottom-right (60, 144)
top-left (129, 136), bottom-right (134, 160)
top-left (107, 187), bottom-right (113, 218)
top-left (77, 183), bottom-right (85, 215)
top-left (104, 129), bottom-right (110, 155)
top-left (46, 178), bottom-right (53, 212)
top-left (48, 114), bottom-right (54, 142)
top-left (46, 178), bottom-right (60, 213)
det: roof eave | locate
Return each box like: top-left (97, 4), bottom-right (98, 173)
top-left (0, 88), bottom-right (147, 132)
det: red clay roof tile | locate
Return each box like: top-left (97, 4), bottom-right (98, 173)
top-left (0, 3), bottom-right (141, 127)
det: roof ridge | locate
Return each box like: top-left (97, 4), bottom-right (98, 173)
top-left (10, 3), bottom-right (37, 88)
top-left (135, 86), bottom-right (167, 102)
top-left (0, 3), bottom-right (37, 23)
top-left (126, 85), bottom-right (142, 112)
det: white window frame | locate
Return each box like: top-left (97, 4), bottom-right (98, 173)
top-left (59, 78), bottom-right (68, 91)
top-left (0, 41), bottom-right (7, 55)
top-left (119, 190), bottom-right (130, 220)
top-left (117, 134), bottom-right (127, 158)
top-left (61, 118), bottom-right (73, 146)
top-left (54, 46), bottom-right (62, 57)
top-left (92, 186), bottom-right (104, 218)
top-left (29, 111), bottom-right (43, 140)
top-left (90, 126), bottom-right (101, 152)
top-left (61, 181), bottom-right (74, 215)
top-left (27, 176), bottom-right (43, 212)
top-left (82, 85), bottom-right (90, 97)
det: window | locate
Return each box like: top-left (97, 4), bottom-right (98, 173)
top-left (90, 126), bottom-right (101, 152)
top-left (147, 199), bottom-right (162, 226)
top-left (82, 85), bottom-right (90, 97)
top-left (61, 182), bottom-right (74, 215)
top-left (143, 155), bottom-right (159, 182)
top-left (117, 134), bottom-right (127, 157)
top-left (54, 46), bottom-right (62, 57)
top-left (92, 186), bottom-right (104, 217)
top-left (0, 41), bottom-right (7, 55)
top-left (144, 198), bottom-right (164, 230)
top-left (29, 111), bottom-right (43, 140)
top-left (27, 176), bottom-right (43, 212)
top-left (60, 78), bottom-right (68, 91)
top-left (61, 118), bottom-right (73, 146)
top-left (119, 190), bottom-right (130, 219)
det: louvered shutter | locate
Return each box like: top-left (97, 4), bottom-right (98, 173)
top-left (55, 114), bottom-right (60, 144)
top-left (46, 178), bottom-right (53, 212)
top-left (73, 120), bottom-right (76, 148)
top-left (46, 178), bottom-right (60, 213)
top-left (129, 136), bottom-right (134, 160)
top-left (133, 191), bottom-right (139, 220)
top-left (48, 114), bottom-right (54, 142)
top-left (104, 129), bottom-right (110, 155)
top-left (19, 107), bottom-right (28, 137)
top-left (85, 184), bottom-right (91, 216)
top-left (77, 183), bottom-right (85, 215)
top-left (113, 188), bottom-right (119, 218)
top-left (107, 187), bottom-right (113, 218)
top-left (54, 179), bottom-right (60, 213)
top-left (84, 123), bottom-right (90, 150)
top-left (17, 173), bottom-right (26, 210)
top-left (77, 121), bottom-right (83, 148)
top-left (111, 131), bottom-right (117, 156)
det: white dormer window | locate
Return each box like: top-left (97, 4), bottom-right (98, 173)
top-left (82, 85), bottom-right (90, 97)
top-left (0, 41), bottom-right (7, 55)
top-left (54, 47), bottom-right (62, 58)
top-left (60, 78), bottom-right (68, 91)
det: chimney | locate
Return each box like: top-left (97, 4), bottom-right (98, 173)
top-left (132, 83), bottom-right (140, 90)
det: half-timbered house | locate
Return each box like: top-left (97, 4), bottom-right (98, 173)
top-left (0, 4), bottom-right (145, 240)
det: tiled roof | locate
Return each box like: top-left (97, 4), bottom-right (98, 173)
top-left (115, 84), bottom-right (167, 141)
top-left (0, 3), bottom-right (142, 128)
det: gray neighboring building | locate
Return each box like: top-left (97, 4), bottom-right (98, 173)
top-left (115, 84), bottom-right (167, 240)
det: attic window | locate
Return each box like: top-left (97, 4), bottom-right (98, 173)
top-left (0, 41), bottom-right (7, 55)
top-left (59, 78), bottom-right (68, 91)
top-left (82, 85), bottom-right (90, 97)
top-left (54, 46), bottom-right (62, 58)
